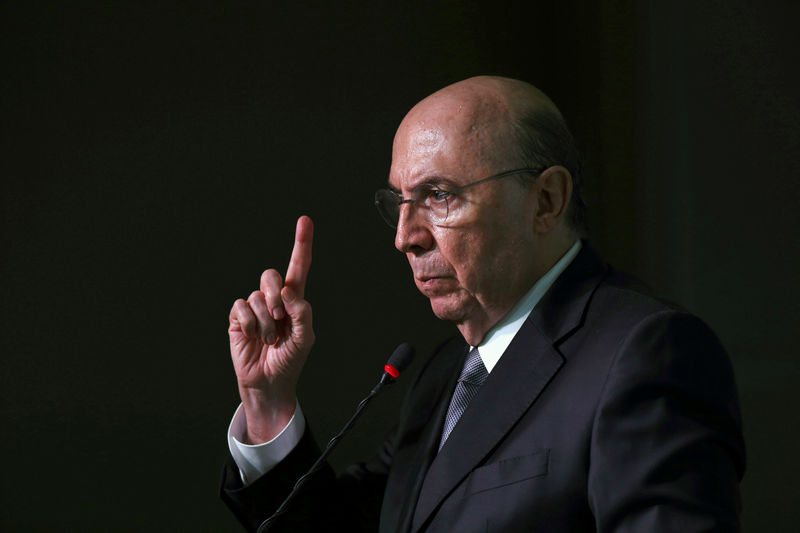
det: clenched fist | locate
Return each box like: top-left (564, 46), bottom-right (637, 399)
top-left (228, 216), bottom-right (315, 444)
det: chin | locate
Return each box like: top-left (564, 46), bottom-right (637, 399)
top-left (428, 295), bottom-right (472, 323)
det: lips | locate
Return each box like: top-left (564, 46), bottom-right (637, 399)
top-left (410, 259), bottom-right (456, 294)
top-left (415, 271), bottom-right (451, 282)
top-left (415, 274), bottom-right (456, 294)
top-left (416, 274), bottom-right (446, 282)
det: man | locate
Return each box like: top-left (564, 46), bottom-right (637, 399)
top-left (221, 76), bottom-right (745, 532)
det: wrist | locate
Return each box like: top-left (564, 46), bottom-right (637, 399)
top-left (238, 386), bottom-right (297, 444)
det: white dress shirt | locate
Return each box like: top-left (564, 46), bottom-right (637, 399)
top-left (227, 240), bottom-right (582, 486)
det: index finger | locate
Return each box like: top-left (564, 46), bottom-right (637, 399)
top-left (285, 215), bottom-right (313, 299)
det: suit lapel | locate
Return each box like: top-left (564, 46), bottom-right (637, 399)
top-left (409, 243), bottom-right (608, 533)
top-left (410, 321), bottom-right (563, 532)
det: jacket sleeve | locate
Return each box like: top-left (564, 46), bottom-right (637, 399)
top-left (588, 310), bottom-right (746, 532)
top-left (220, 427), bottom-right (394, 532)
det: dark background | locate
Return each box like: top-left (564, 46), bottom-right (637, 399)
top-left (2, 1), bottom-right (798, 531)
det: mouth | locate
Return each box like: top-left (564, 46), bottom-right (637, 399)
top-left (415, 275), bottom-right (456, 293)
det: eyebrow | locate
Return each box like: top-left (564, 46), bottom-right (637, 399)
top-left (386, 176), bottom-right (457, 194)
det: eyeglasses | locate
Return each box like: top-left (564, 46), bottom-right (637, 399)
top-left (374, 167), bottom-right (545, 228)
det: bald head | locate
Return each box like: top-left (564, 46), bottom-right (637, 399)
top-left (405, 76), bottom-right (560, 121)
top-left (394, 76), bottom-right (586, 234)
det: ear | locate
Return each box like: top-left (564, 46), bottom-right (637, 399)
top-left (533, 165), bottom-right (573, 233)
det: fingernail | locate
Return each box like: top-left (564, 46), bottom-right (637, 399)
top-left (282, 287), bottom-right (295, 303)
top-left (272, 306), bottom-right (285, 320)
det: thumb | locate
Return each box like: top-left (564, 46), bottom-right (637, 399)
top-left (280, 286), bottom-right (313, 344)
top-left (281, 286), bottom-right (311, 324)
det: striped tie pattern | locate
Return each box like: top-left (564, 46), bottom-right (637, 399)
top-left (439, 347), bottom-right (489, 450)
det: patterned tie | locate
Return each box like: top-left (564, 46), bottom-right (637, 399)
top-left (439, 347), bottom-right (489, 450)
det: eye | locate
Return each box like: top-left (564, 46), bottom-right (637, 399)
top-left (431, 189), bottom-right (450, 201)
top-left (419, 187), bottom-right (449, 203)
top-left (414, 184), bottom-right (451, 207)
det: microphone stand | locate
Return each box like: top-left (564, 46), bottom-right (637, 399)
top-left (257, 372), bottom-right (398, 533)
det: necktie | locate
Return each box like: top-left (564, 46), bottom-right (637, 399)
top-left (439, 347), bottom-right (489, 450)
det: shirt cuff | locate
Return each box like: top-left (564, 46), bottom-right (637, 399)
top-left (227, 399), bottom-right (306, 487)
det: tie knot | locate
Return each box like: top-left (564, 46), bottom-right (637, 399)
top-left (459, 347), bottom-right (488, 385)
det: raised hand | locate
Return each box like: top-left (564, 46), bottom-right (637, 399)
top-left (228, 216), bottom-right (315, 443)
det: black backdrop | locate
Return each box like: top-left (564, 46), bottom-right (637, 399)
top-left (2, 1), bottom-right (798, 531)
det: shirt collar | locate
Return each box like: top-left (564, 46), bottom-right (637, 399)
top-left (475, 240), bottom-right (582, 373)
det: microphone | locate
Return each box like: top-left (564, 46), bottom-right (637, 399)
top-left (257, 343), bottom-right (415, 533)
top-left (381, 342), bottom-right (415, 385)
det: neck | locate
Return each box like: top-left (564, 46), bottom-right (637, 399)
top-left (456, 313), bottom-right (502, 347)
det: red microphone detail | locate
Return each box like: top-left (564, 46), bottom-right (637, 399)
top-left (384, 364), bottom-right (400, 379)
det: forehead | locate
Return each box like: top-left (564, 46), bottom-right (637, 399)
top-left (388, 99), bottom-right (516, 191)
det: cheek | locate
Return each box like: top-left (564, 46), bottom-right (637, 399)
top-left (445, 233), bottom-right (491, 289)
top-left (461, 229), bottom-right (524, 292)
top-left (430, 231), bottom-right (467, 276)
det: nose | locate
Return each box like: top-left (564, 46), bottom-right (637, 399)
top-left (394, 202), bottom-right (434, 254)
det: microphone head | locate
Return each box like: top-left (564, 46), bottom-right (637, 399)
top-left (384, 342), bottom-right (415, 379)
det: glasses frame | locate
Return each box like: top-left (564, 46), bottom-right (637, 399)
top-left (375, 167), bottom-right (546, 229)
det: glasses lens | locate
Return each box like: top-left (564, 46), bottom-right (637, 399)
top-left (374, 189), bottom-right (400, 228)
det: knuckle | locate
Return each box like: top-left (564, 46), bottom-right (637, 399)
top-left (240, 315), bottom-right (255, 332)
top-left (267, 289), bottom-right (283, 304)
top-left (264, 280), bottom-right (284, 299)
top-left (261, 268), bottom-right (281, 284)
top-left (232, 299), bottom-right (249, 317)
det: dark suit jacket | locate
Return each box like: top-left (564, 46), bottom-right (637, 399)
top-left (221, 244), bottom-right (745, 532)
